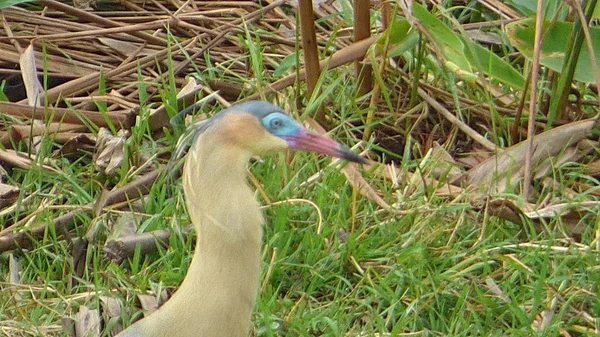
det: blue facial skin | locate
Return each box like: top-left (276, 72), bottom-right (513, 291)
top-left (261, 112), bottom-right (302, 140)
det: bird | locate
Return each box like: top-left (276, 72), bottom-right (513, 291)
top-left (116, 101), bottom-right (366, 337)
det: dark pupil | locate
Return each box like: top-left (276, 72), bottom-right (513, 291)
top-left (271, 118), bottom-right (282, 128)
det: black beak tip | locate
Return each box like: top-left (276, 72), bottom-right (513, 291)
top-left (339, 147), bottom-right (368, 164)
top-left (350, 154), bottom-right (369, 164)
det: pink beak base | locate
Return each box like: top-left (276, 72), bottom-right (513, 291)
top-left (282, 129), bottom-right (367, 164)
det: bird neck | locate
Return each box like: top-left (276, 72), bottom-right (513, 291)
top-left (183, 133), bottom-right (263, 246)
top-left (158, 133), bottom-right (263, 336)
top-left (118, 133), bottom-right (266, 337)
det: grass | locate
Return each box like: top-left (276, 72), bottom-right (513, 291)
top-left (4, 117), bottom-right (599, 336)
top-left (2, 2), bottom-right (600, 337)
top-left (4, 95), bottom-right (600, 336)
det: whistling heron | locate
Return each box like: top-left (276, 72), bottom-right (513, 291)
top-left (116, 101), bottom-right (365, 337)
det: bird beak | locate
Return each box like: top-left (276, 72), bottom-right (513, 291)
top-left (282, 129), bottom-right (367, 164)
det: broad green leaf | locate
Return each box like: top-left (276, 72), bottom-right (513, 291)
top-left (412, 3), bottom-right (523, 87)
top-left (506, 18), bottom-right (600, 83)
top-left (460, 37), bottom-right (525, 89)
top-left (0, 0), bottom-right (34, 9)
top-left (504, 0), bottom-right (569, 19)
top-left (379, 18), bottom-right (419, 58)
top-left (504, 0), bottom-right (536, 16)
top-left (273, 53), bottom-right (298, 78)
top-left (412, 3), bottom-right (475, 81)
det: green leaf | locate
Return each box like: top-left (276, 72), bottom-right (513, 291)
top-left (504, 0), bottom-right (569, 19)
top-left (0, 0), bottom-right (34, 9)
top-left (273, 53), bottom-right (298, 78)
top-left (412, 3), bottom-right (523, 87)
top-left (412, 3), bottom-right (474, 80)
top-left (379, 18), bottom-right (419, 58)
top-left (506, 18), bottom-right (600, 83)
top-left (460, 37), bottom-right (525, 88)
top-left (0, 80), bottom-right (9, 102)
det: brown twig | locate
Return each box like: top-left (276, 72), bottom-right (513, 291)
top-left (0, 210), bottom-right (80, 253)
top-left (298, 0), bottom-right (322, 121)
top-left (245, 36), bottom-right (377, 101)
top-left (36, 0), bottom-right (166, 46)
top-left (415, 85), bottom-right (497, 151)
top-left (0, 102), bottom-right (135, 129)
top-left (0, 168), bottom-right (168, 253)
top-left (354, 0), bottom-right (373, 96)
top-left (103, 225), bottom-right (193, 263)
top-left (523, 0), bottom-right (545, 199)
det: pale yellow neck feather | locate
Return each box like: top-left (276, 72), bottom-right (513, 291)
top-left (117, 131), bottom-right (264, 337)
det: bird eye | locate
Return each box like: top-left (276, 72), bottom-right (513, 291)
top-left (262, 112), bottom-right (299, 137)
top-left (270, 117), bottom-right (283, 129)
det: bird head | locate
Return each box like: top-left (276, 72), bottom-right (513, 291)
top-left (200, 101), bottom-right (366, 164)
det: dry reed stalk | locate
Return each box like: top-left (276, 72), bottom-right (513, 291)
top-left (298, 0), bottom-right (323, 121)
top-left (354, 0), bottom-right (373, 96)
